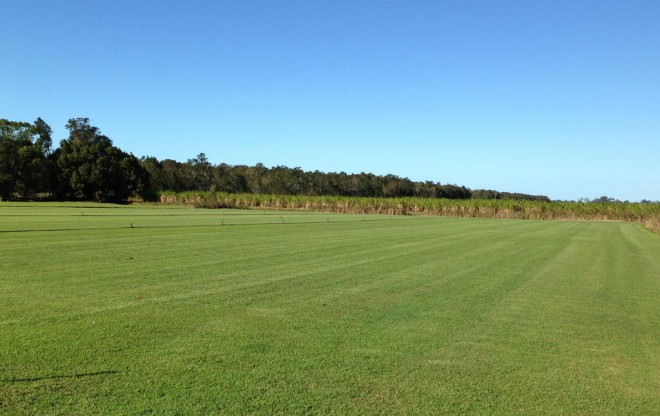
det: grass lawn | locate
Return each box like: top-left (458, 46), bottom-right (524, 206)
top-left (1, 203), bottom-right (659, 414)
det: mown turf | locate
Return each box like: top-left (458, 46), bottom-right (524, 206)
top-left (1, 203), bottom-right (659, 415)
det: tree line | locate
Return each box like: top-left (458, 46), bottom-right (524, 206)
top-left (2, 117), bottom-right (553, 203)
top-left (1, 118), bottom-right (149, 202)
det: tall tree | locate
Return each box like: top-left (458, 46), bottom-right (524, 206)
top-left (0, 118), bottom-right (52, 200)
top-left (187, 152), bottom-right (212, 191)
top-left (55, 118), bottom-right (148, 202)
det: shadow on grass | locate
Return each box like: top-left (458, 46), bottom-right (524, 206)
top-left (1, 370), bottom-right (119, 383)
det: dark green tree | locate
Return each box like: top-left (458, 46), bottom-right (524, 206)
top-left (0, 118), bottom-right (52, 200)
top-left (55, 118), bottom-right (149, 203)
top-left (212, 163), bottom-right (249, 193)
top-left (139, 156), bottom-right (166, 191)
top-left (187, 152), bottom-right (213, 191)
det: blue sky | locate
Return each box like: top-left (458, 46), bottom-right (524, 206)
top-left (2, 1), bottom-right (659, 201)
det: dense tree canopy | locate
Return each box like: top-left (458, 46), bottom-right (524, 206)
top-left (0, 118), bottom-right (52, 200)
top-left (53, 118), bottom-right (150, 203)
top-left (1, 116), bottom-right (559, 203)
top-left (138, 156), bottom-right (477, 200)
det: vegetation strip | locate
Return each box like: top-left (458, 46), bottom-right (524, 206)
top-left (162, 191), bottom-right (660, 233)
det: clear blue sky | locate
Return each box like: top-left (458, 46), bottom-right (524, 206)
top-left (2, 1), bottom-right (659, 201)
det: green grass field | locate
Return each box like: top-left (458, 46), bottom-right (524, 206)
top-left (1, 203), bottom-right (659, 415)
